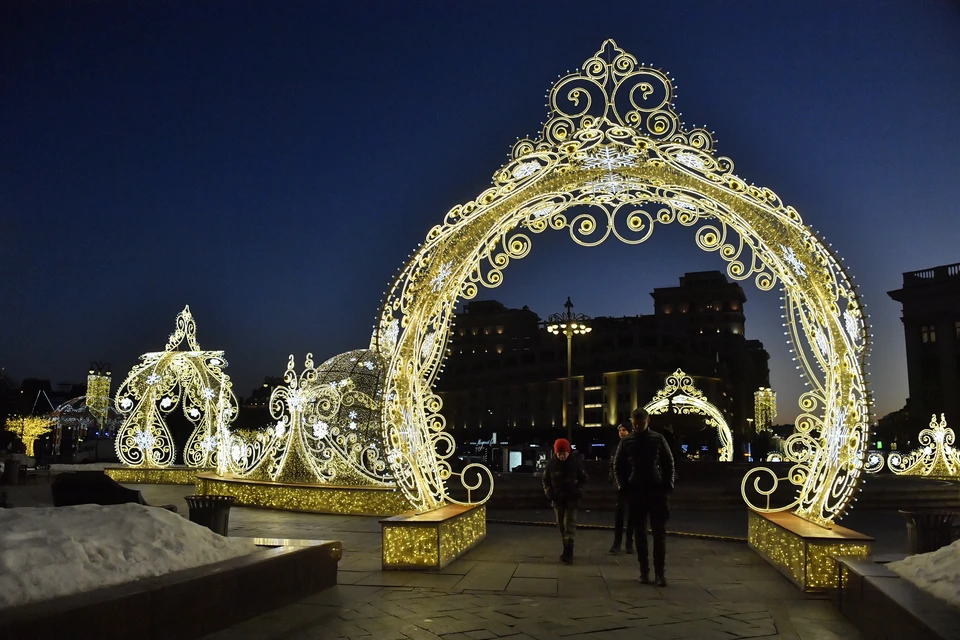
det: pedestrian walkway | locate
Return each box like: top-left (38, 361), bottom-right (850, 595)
top-left (202, 522), bottom-right (859, 640)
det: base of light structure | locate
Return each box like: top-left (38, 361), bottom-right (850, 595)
top-left (381, 504), bottom-right (487, 570)
top-left (194, 473), bottom-right (413, 516)
top-left (104, 465), bottom-right (204, 485)
top-left (748, 510), bottom-right (873, 591)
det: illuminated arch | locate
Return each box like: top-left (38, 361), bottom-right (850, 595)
top-left (373, 40), bottom-right (870, 525)
top-left (115, 306), bottom-right (238, 470)
top-left (643, 369), bottom-right (733, 462)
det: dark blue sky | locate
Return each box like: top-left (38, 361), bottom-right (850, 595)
top-left (2, 1), bottom-right (959, 423)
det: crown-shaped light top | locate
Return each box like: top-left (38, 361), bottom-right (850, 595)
top-left (165, 305), bottom-right (201, 352)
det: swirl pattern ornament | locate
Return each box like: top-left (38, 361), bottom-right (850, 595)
top-left (228, 350), bottom-right (395, 486)
top-left (643, 369), bottom-right (734, 462)
top-left (114, 306), bottom-right (238, 469)
top-left (372, 40), bottom-right (870, 525)
top-left (886, 414), bottom-right (960, 479)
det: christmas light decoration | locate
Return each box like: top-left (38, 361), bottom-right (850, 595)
top-left (887, 414), bottom-right (960, 479)
top-left (85, 369), bottom-right (112, 437)
top-left (114, 306), bottom-right (238, 468)
top-left (754, 388), bottom-right (777, 432)
top-left (864, 450), bottom-right (885, 474)
top-left (371, 40), bottom-right (869, 526)
top-left (4, 415), bottom-right (54, 457)
top-left (224, 351), bottom-right (397, 487)
top-left (643, 369), bottom-right (733, 462)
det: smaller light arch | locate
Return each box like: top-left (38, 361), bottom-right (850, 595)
top-left (643, 369), bottom-right (734, 462)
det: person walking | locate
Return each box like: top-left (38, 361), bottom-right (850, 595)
top-left (614, 407), bottom-right (675, 586)
top-left (609, 424), bottom-right (634, 554)
top-left (542, 438), bottom-right (587, 564)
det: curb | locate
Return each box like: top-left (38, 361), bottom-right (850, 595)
top-left (486, 518), bottom-right (747, 543)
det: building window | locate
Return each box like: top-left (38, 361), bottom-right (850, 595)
top-left (663, 304), bottom-right (672, 314)
top-left (922, 325), bottom-right (937, 343)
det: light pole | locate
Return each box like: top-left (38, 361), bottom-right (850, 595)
top-left (545, 297), bottom-right (591, 444)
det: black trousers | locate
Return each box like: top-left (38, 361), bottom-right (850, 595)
top-left (631, 490), bottom-right (670, 575)
top-left (613, 488), bottom-right (634, 547)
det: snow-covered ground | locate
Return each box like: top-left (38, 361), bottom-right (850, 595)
top-left (888, 539), bottom-right (960, 610)
top-left (0, 503), bottom-right (257, 609)
top-left (49, 462), bottom-right (111, 471)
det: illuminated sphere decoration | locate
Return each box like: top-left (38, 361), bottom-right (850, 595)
top-left (371, 40), bottom-right (869, 524)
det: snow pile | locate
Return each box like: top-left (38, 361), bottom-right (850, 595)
top-left (0, 503), bottom-right (257, 609)
top-left (888, 539), bottom-right (960, 610)
top-left (50, 462), bottom-right (111, 471)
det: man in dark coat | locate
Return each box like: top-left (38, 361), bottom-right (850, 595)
top-left (609, 424), bottom-right (634, 554)
top-left (614, 407), bottom-right (675, 586)
top-left (542, 438), bottom-right (587, 564)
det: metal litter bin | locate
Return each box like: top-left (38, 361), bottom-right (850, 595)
top-left (184, 495), bottom-right (236, 536)
top-left (900, 510), bottom-right (960, 555)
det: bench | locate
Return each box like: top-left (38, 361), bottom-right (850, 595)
top-left (381, 503), bottom-right (486, 570)
top-left (748, 510), bottom-right (873, 591)
top-left (25, 464), bottom-right (51, 483)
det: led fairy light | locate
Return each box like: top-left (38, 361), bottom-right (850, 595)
top-left (114, 306), bottom-right (238, 468)
top-left (754, 388), bottom-right (777, 432)
top-left (371, 40), bottom-right (869, 525)
top-left (643, 369), bottom-right (734, 462)
top-left (887, 414), bottom-right (960, 479)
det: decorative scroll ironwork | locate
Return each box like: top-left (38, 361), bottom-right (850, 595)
top-left (643, 369), bottom-right (734, 462)
top-left (226, 350), bottom-right (393, 486)
top-left (887, 414), bottom-right (959, 479)
top-left (114, 306), bottom-right (238, 469)
top-left (372, 40), bottom-right (869, 525)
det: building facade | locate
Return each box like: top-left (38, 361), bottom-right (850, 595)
top-left (888, 262), bottom-right (960, 428)
top-left (434, 272), bottom-right (770, 455)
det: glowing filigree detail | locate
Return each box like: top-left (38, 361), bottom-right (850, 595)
top-left (644, 369), bottom-right (734, 462)
top-left (826, 407), bottom-right (849, 465)
top-left (114, 306), bottom-right (238, 470)
top-left (781, 245), bottom-right (807, 278)
top-left (372, 40), bottom-right (867, 524)
top-left (887, 414), bottom-right (960, 479)
top-left (844, 309), bottom-right (860, 343)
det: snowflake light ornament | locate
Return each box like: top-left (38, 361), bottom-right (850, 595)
top-left (146, 374), bottom-right (161, 385)
top-left (202, 387), bottom-right (215, 400)
top-left (381, 319), bottom-right (400, 350)
top-left (420, 332), bottom-right (436, 360)
top-left (274, 421), bottom-right (286, 438)
top-left (287, 390), bottom-right (305, 410)
top-left (189, 408), bottom-right (201, 419)
top-left (430, 261), bottom-right (453, 292)
top-left (780, 245), bottom-right (807, 278)
top-left (512, 161), bottom-right (540, 179)
top-left (814, 328), bottom-right (830, 359)
top-left (670, 199), bottom-right (697, 212)
top-left (119, 397), bottom-right (133, 410)
top-left (362, 361), bottom-right (374, 370)
top-left (348, 410), bottom-right (358, 420)
top-left (528, 203), bottom-right (555, 219)
top-left (133, 430), bottom-right (155, 450)
top-left (675, 152), bottom-right (706, 170)
top-left (581, 146), bottom-right (639, 171)
top-left (313, 421), bottom-right (329, 439)
top-left (844, 309), bottom-right (861, 342)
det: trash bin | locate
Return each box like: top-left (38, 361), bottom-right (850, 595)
top-left (184, 495), bottom-right (236, 536)
top-left (900, 510), bottom-right (960, 555)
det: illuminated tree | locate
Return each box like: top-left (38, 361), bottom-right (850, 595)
top-left (5, 415), bottom-right (54, 457)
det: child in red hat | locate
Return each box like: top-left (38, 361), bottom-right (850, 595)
top-left (542, 438), bottom-right (587, 563)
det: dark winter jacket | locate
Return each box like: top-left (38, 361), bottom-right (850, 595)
top-left (613, 429), bottom-right (675, 493)
top-left (542, 454), bottom-right (588, 507)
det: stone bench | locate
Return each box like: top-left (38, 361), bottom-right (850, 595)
top-left (748, 510), bottom-right (873, 591)
top-left (381, 503), bottom-right (486, 570)
top-left (836, 557), bottom-right (960, 640)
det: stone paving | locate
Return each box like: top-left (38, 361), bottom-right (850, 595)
top-left (5, 481), bottom-right (862, 639)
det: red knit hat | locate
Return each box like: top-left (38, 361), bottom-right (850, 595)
top-left (554, 438), bottom-right (571, 454)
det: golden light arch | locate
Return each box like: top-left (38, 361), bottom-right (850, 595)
top-left (373, 40), bottom-right (870, 526)
top-left (115, 306), bottom-right (238, 471)
top-left (643, 369), bottom-right (734, 462)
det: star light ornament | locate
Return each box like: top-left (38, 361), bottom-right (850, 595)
top-left (372, 40), bottom-right (867, 525)
top-left (887, 414), bottom-right (960, 479)
top-left (114, 306), bottom-right (238, 469)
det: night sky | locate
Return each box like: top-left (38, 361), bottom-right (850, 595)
top-left (3, 2), bottom-right (959, 424)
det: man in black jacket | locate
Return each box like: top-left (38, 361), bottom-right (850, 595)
top-left (614, 408), bottom-right (675, 586)
top-left (542, 438), bottom-right (587, 564)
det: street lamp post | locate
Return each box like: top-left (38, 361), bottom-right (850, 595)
top-left (545, 297), bottom-right (591, 444)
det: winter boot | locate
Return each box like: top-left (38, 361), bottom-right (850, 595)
top-left (560, 539), bottom-right (574, 564)
top-left (625, 540), bottom-right (634, 555)
top-left (656, 574), bottom-right (668, 587)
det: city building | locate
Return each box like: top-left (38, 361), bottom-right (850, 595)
top-left (888, 262), bottom-right (960, 429)
top-left (434, 271), bottom-right (770, 461)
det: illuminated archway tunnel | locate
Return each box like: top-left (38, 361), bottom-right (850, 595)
top-left (644, 369), bottom-right (734, 462)
top-left (373, 40), bottom-right (870, 526)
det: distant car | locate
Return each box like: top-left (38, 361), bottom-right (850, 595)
top-left (72, 438), bottom-right (119, 464)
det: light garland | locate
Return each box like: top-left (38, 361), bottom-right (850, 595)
top-left (381, 505), bottom-right (487, 569)
top-left (371, 39), bottom-right (868, 525)
top-left (754, 388), bottom-right (777, 432)
top-left (114, 306), bottom-right (238, 469)
top-left (85, 372), bottom-right (112, 436)
top-left (887, 414), bottom-right (959, 479)
top-left (643, 369), bottom-right (734, 461)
